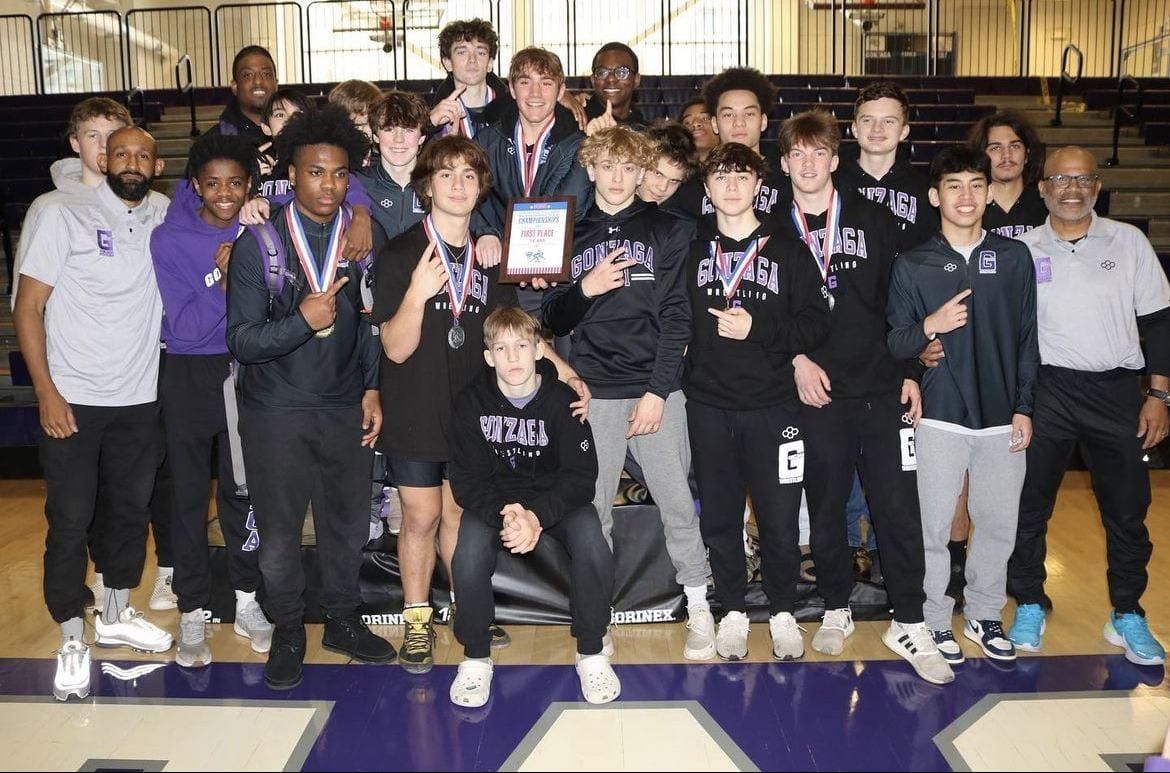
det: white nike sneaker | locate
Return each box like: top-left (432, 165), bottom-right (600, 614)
top-left (683, 605), bottom-right (717, 660)
top-left (176, 609), bottom-right (212, 668)
top-left (53, 640), bottom-right (91, 701)
top-left (883, 620), bottom-right (955, 685)
top-left (234, 599), bottom-right (274, 653)
top-left (149, 571), bottom-right (178, 611)
top-left (769, 612), bottom-right (806, 660)
top-left (95, 607), bottom-right (173, 653)
top-left (811, 607), bottom-right (855, 656)
top-left (716, 611), bottom-right (750, 661)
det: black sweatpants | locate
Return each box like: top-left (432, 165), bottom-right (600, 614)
top-left (687, 400), bottom-right (804, 616)
top-left (452, 505), bottom-right (613, 659)
top-left (239, 404), bottom-right (372, 626)
top-left (1008, 366), bottom-right (1153, 615)
top-left (41, 402), bottom-right (161, 623)
top-left (802, 394), bottom-right (926, 621)
top-left (161, 353), bottom-right (260, 613)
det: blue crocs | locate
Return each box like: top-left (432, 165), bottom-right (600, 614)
top-left (1009, 604), bottom-right (1046, 653)
top-left (1104, 612), bottom-right (1166, 666)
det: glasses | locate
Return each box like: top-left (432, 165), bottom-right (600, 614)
top-left (592, 65), bottom-right (633, 81)
top-left (1043, 173), bottom-right (1100, 189)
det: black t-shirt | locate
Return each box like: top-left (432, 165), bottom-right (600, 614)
top-left (370, 221), bottom-right (518, 460)
top-left (983, 186), bottom-right (1048, 239)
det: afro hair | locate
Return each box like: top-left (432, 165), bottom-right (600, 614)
top-left (273, 103), bottom-right (371, 171)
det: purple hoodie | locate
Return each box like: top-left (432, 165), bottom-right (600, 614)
top-left (151, 181), bottom-right (239, 355)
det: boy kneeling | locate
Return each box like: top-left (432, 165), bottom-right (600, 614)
top-left (449, 307), bottom-right (618, 707)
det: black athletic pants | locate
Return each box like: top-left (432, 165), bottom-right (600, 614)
top-left (687, 400), bottom-right (804, 616)
top-left (1008, 366), bottom-right (1153, 616)
top-left (239, 404), bottom-right (372, 626)
top-left (161, 353), bottom-right (260, 613)
top-left (41, 402), bottom-right (161, 623)
top-left (802, 394), bottom-right (926, 622)
top-left (452, 505), bottom-right (613, 659)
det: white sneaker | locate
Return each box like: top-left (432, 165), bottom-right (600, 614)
top-left (176, 610), bottom-right (212, 668)
top-left (811, 607), bottom-right (854, 656)
top-left (234, 599), bottom-right (274, 654)
top-left (95, 607), bottom-right (173, 653)
top-left (53, 640), bottom-right (91, 701)
top-left (715, 611), bottom-right (750, 661)
top-left (883, 621), bottom-right (955, 685)
top-left (87, 574), bottom-right (105, 610)
top-left (769, 612), bottom-right (806, 660)
top-left (683, 605), bottom-right (716, 660)
top-left (385, 487), bottom-right (403, 535)
top-left (149, 572), bottom-right (178, 611)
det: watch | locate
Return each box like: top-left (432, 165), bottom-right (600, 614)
top-left (1146, 388), bottom-right (1170, 406)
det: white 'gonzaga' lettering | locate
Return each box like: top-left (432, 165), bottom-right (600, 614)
top-left (572, 239), bottom-right (655, 278)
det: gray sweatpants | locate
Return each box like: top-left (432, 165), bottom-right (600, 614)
top-left (590, 390), bottom-right (708, 588)
top-left (916, 423), bottom-right (1027, 630)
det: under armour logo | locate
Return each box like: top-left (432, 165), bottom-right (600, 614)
top-left (380, 198), bottom-right (392, 208)
top-left (608, 226), bottom-right (620, 234)
top-left (944, 263), bottom-right (958, 272)
top-left (580, 440), bottom-right (590, 451)
top-left (1100, 260), bottom-right (1116, 271)
top-left (781, 426), bottom-right (799, 440)
top-left (901, 413), bottom-right (914, 426)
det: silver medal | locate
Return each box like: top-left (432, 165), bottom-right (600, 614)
top-left (447, 324), bottom-right (465, 349)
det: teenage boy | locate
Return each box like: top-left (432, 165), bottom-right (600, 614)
top-left (151, 133), bottom-right (273, 668)
top-left (680, 97), bottom-right (719, 162)
top-left (666, 68), bottom-right (789, 228)
top-left (969, 110), bottom-right (1047, 238)
top-left (1008, 146), bottom-right (1170, 666)
top-left (543, 126), bottom-right (713, 660)
top-left (887, 145), bottom-right (1039, 667)
top-left (449, 306), bottom-right (618, 707)
top-left (429, 18), bottom-right (510, 140)
top-left (684, 142), bottom-right (831, 661)
top-left (329, 79), bottom-right (383, 143)
top-left (214, 45), bottom-right (278, 145)
top-left (256, 88), bottom-right (314, 189)
top-left (777, 111), bottom-right (952, 684)
top-left (227, 106), bottom-right (396, 691)
top-left (581, 43), bottom-right (649, 135)
top-left (355, 91), bottom-right (429, 242)
top-left (637, 122), bottom-right (698, 206)
top-left (15, 126), bottom-right (173, 701)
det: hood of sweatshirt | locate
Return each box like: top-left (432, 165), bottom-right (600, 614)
top-left (49, 158), bottom-right (88, 196)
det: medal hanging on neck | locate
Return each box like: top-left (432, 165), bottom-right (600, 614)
top-left (445, 86), bottom-right (495, 138)
top-left (791, 189), bottom-right (840, 311)
top-left (514, 115), bottom-right (555, 196)
top-left (423, 215), bottom-right (476, 349)
top-left (286, 205), bottom-right (347, 337)
top-left (710, 236), bottom-right (767, 309)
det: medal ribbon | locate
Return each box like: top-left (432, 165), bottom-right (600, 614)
top-left (423, 215), bottom-right (477, 321)
top-left (514, 115), bottom-right (555, 196)
top-left (710, 235), bottom-right (768, 304)
top-left (445, 86), bottom-right (495, 138)
top-left (285, 205), bottom-right (346, 293)
top-left (790, 189), bottom-right (841, 280)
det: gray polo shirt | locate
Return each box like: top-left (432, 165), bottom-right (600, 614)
top-left (19, 181), bottom-right (169, 406)
top-left (1020, 212), bottom-right (1170, 372)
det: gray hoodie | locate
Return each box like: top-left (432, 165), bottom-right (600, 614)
top-left (11, 158), bottom-right (90, 308)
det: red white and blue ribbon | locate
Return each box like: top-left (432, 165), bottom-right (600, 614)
top-left (444, 85), bottom-right (495, 138)
top-left (285, 205), bottom-right (346, 292)
top-left (423, 215), bottom-right (477, 321)
top-left (790, 189), bottom-right (841, 280)
top-left (514, 115), bottom-right (555, 196)
top-left (710, 235), bottom-right (768, 306)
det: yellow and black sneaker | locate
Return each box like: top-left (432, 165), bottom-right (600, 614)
top-left (400, 605), bottom-right (435, 674)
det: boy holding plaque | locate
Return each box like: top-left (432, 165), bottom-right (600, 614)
top-left (683, 142), bottom-right (831, 661)
top-left (226, 106), bottom-right (395, 691)
top-left (543, 126), bottom-right (714, 660)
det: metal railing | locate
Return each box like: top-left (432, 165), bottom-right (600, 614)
top-left (126, 7), bottom-right (214, 90)
top-left (214, 2), bottom-right (306, 86)
top-left (125, 85), bottom-right (148, 129)
top-left (0, 15), bottom-right (39, 96)
top-left (1107, 75), bottom-right (1144, 167)
top-left (1051, 44), bottom-right (1084, 128)
top-left (37, 10), bottom-right (127, 94)
top-left (176, 54), bottom-right (200, 139)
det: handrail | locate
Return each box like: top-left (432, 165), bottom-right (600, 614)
top-left (1050, 43), bottom-right (1083, 128)
top-left (175, 54), bottom-right (200, 139)
top-left (125, 86), bottom-right (147, 129)
top-left (1106, 75), bottom-right (1143, 167)
top-left (1119, 31), bottom-right (1170, 61)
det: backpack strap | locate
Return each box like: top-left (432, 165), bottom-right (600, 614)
top-left (245, 221), bottom-right (288, 299)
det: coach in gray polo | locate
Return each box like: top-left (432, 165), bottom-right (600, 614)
top-left (1005, 145), bottom-right (1170, 666)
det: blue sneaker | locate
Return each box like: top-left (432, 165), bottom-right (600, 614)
top-left (931, 629), bottom-right (965, 664)
top-left (1009, 604), bottom-right (1046, 652)
top-left (1104, 612), bottom-right (1166, 666)
top-left (963, 619), bottom-right (1016, 661)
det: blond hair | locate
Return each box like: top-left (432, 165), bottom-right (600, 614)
top-left (483, 306), bottom-right (542, 348)
top-left (577, 125), bottom-right (657, 169)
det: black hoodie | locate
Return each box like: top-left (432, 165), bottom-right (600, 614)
top-left (428, 72), bottom-right (513, 139)
top-left (450, 366), bottom-right (598, 529)
top-left (684, 220), bottom-right (832, 410)
top-left (584, 94), bottom-right (649, 131)
top-left (663, 157), bottom-right (792, 232)
top-left (474, 102), bottom-right (594, 235)
top-left (834, 142), bottom-right (939, 252)
top-left (542, 199), bottom-right (692, 399)
top-left (210, 99), bottom-right (268, 147)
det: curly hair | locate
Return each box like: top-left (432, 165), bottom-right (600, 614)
top-left (702, 67), bottom-right (776, 116)
top-left (438, 18), bottom-right (499, 61)
top-left (369, 90), bottom-right (430, 133)
top-left (273, 103), bottom-right (371, 170)
top-left (577, 125), bottom-right (657, 169)
top-left (646, 121), bottom-right (698, 177)
top-left (967, 109), bottom-right (1045, 185)
top-left (185, 132), bottom-right (260, 187)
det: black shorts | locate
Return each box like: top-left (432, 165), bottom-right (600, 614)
top-left (385, 456), bottom-right (449, 488)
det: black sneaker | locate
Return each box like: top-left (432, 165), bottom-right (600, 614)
top-left (323, 613), bottom-right (397, 663)
top-left (400, 605), bottom-right (435, 674)
top-left (490, 623), bottom-right (511, 649)
top-left (265, 624), bottom-right (307, 690)
top-left (868, 549), bottom-right (884, 586)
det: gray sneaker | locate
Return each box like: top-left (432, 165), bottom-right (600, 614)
top-left (385, 487), bottom-right (403, 535)
top-left (176, 609), bottom-right (212, 668)
top-left (234, 599), bottom-right (274, 653)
